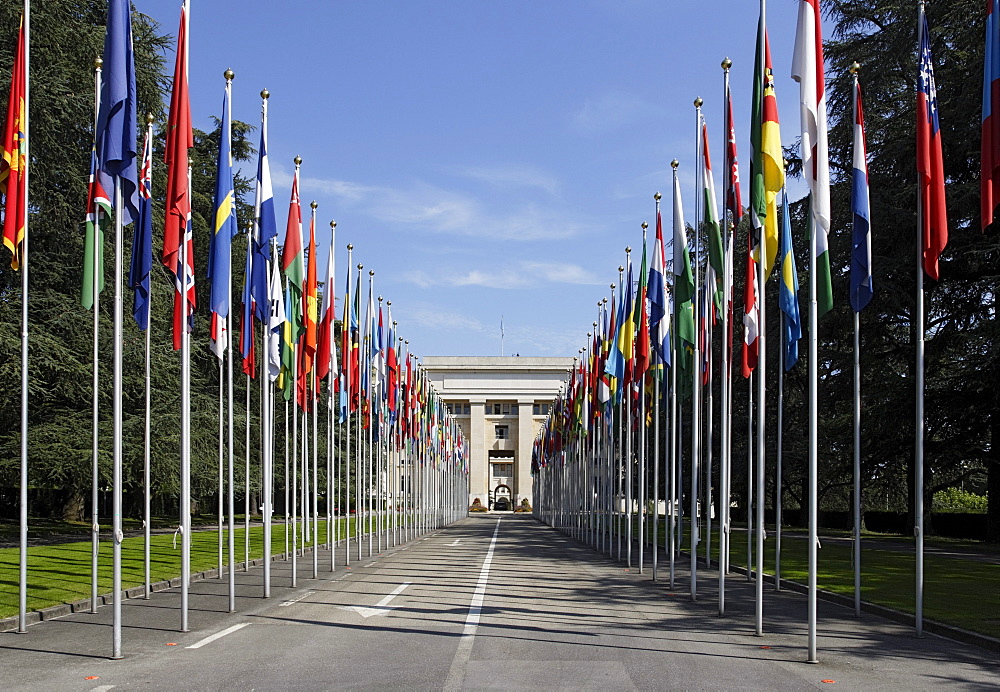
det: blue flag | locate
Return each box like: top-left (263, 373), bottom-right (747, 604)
top-left (251, 101), bottom-right (277, 320)
top-left (208, 82), bottom-right (238, 318)
top-left (96, 0), bottom-right (138, 225)
top-left (128, 125), bottom-right (153, 329)
top-left (778, 191), bottom-right (802, 370)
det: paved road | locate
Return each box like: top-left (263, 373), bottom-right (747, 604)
top-left (2, 515), bottom-right (997, 690)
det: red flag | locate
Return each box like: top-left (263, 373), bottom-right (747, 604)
top-left (162, 2), bottom-right (193, 349)
top-left (1, 17), bottom-right (26, 270)
top-left (917, 11), bottom-right (948, 279)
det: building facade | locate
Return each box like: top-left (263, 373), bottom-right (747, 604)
top-left (421, 356), bottom-right (574, 511)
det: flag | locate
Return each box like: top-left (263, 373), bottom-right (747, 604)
top-left (317, 230), bottom-right (336, 383)
top-left (792, 0), bottom-right (832, 314)
top-left (279, 280), bottom-right (295, 401)
top-left (742, 233), bottom-right (759, 378)
top-left (851, 75), bottom-right (873, 312)
top-left (649, 209), bottom-right (669, 367)
top-left (96, 0), bottom-right (138, 226)
top-left (983, 0), bottom-right (1000, 229)
top-left (750, 15), bottom-right (784, 281)
top-left (162, 2), bottom-right (194, 350)
top-left (917, 9), bottom-right (948, 281)
top-left (251, 97), bottom-right (277, 320)
top-left (725, 85), bottom-right (744, 226)
top-left (302, 210), bottom-right (318, 376)
top-left (208, 81), bottom-right (237, 320)
top-left (779, 192), bottom-right (801, 370)
top-left (209, 311), bottom-right (228, 360)
top-left (635, 240), bottom-right (651, 379)
top-left (386, 304), bottom-right (398, 418)
top-left (127, 121), bottom-right (152, 328)
top-left (340, 258), bottom-right (353, 413)
top-left (267, 258), bottom-right (285, 382)
top-left (281, 168), bottom-right (305, 333)
top-left (702, 120), bottom-right (724, 310)
top-left (240, 235), bottom-right (255, 376)
top-left (349, 270), bottom-right (361, 410)
top-left (82, 148), bottom-right (110, 310)
top-left (673, 168), bottom-right (695, 396)
top-left (617, 259), bottom-right (635, 388)
top-left (1, 16), bottom-right (26, 270)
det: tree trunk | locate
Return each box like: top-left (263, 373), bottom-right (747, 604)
top-left (62, 490), bottom-right (84, 522)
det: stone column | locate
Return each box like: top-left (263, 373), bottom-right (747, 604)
top-left (516, 398), bottom-right (535, 508)
top-left (469, 399), bottom-right (487, 507)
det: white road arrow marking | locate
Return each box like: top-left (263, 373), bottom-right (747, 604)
top-left (344, 582), bottom-right (412, 618)
top-left (449, 539), bottom-right (462, 547)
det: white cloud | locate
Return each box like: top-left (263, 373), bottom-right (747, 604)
top-left (274, 169), bottom-right (589, 242)
top-left (402, 261), bottom-right (601, 290)
top-left (571, 91), bottom-right (662, 136)
top-left (456, 164), bottom-right (560, 196)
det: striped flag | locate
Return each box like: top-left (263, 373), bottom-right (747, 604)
top-left (82, 148), bottom-right (110, 310)
top-left (779, 192), bottom-right (801, 369)
top-left (317, 227), bottom-right (336, 383)
top-left (251, 97), bottom-right (277, 320)
top-left (751, 14), bottom-right (784, 281)
top-left (702, 120), bottom-right (724, 310)
top-left (281, 167), bottom-right (305, 334)
top-left (127, 121), bottom-right (153, 328)
top-left (792, 0), bottom-right (832, 314)
top-left (741, 233), bottom-right (759, 378)
top-left (983, 0), bottom-right (1000, 229)
top-left (267, 258), bottom-right (285, 383)
top-left (917, 8), bottom-right (948, 280)
top-left (649, 209), bottom-right (670, 367)
top-left (850, 75), bottom-right (873, 312)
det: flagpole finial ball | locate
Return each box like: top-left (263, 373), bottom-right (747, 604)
top-left (671, 159), bottom-right (679, 169)
top-left (224, 69), bottom-right (235, 81)
top-left (357, 263), bottom-right (363, 270)
top-left (94, 57), bottom-right (103, 70)
top-left (625, 246), bottom-right (631, 254)
top-left (641, 221), bottom-right (648, 230)
top-left (850, 61), bottom-right (861, 75)
top-left (611, 283), bottom-right (616, 290)
top-left (369, 270), bottom-right (375, 277)
top-left (378, 295), bottom-right (383, 302)
top-left (722, 57), bottom-right (732, 70)
top-left (593, 321), bottom-right (598, 327)
top-left (294, 155), bottom-right (302, 166)
top-left (330, 220), bottom-right (337, 229)
top-left (146, 112), bottom-right (154, 125)
top-left (654, 191), bottom-right (662, 201)
top-left (310, 201), bottom-right (318, 210)
top-left (603, 298), bottom-right (608, 305)
top-left (347, 243), bottom-right (353, 251)
top-left (261, 88), bottom-right (270, 100)
top-left (405, 340), bottom-right (409, 345)
top-left (694, 97), bottom-right (703, 108)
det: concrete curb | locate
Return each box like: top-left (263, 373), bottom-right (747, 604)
top-left (0, 549), bottom-right (302, 633)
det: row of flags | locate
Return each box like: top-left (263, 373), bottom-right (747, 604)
top-left (534, 0), bottom-right (967, 462)
top-left (0, 0), bottom-right (471, 504)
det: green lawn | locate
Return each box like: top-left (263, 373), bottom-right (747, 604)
top-left (599, 516), bottom-right (1000, 640)
top-left (0, 515), bottom-right (402, 620)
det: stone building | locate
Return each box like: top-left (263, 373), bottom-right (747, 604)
top-left (421, 356), bottom-right (574, 511)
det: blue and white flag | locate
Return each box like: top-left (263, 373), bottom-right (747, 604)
top-left (850, 78), bottom-right (873, 312)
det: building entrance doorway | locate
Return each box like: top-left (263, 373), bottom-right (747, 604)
top-left (493, 483), bottom-right (512, 511)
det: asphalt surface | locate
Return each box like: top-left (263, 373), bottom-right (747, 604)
top-left (1, 515), bottom-right (998, 690)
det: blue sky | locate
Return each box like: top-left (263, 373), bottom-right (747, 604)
top-left (141, 0), bottom-right (802, 360)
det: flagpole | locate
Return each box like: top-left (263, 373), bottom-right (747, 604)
top-left (310, 202), bottom-right (319, 579)
top-left (245, 370), bottom-right (252, 574)
top-left (851, 63), bottom-right (863, 619)
top-left (368, 270), bottom-right (376, 558)
top-left (261, 109), bottom-right (274, 595)
top-left (777, 307), bottom-right (784, 592)
top-left (356, 263), bottom-right (363, 562)
top-left (691, 99), bottom-right (703, 602)
top-left (89, 56), bottom-right (103, 616)
top-left (345, 244), bottom-right (354, 567)
top-left (718, 59), bottom-right (732, 615)
top-left (180, 163), bottom-right (192, 633)
top-left (16, 0), bottom-right (29, 636)
top-left (915, 2), bottom-right (927, 640)
top-left (143, 115), bottom-right (153, 601)
top-left (111, 175), bottom-right (124, 658)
